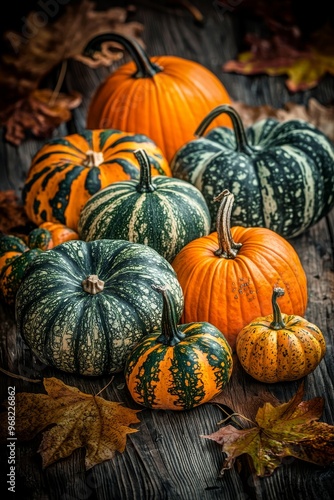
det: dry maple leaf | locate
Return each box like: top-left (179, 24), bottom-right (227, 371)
top-left (0, 377), bottom-right (141, 469)
top-left (223, 23), bottom-right (334, 92)
top-left (202, 382), bottom-right (334, 477)
top-left (0, 0), bottom-right (144, 144)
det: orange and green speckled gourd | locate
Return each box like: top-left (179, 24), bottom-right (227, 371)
top-left (236, 287), bottom-right (326, 383)
top-left (124, 284), bottom-right (233, 411)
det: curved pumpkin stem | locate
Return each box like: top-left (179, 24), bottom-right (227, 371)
top-left (269, 287), bottom-right (286, 330)
top-left (152, 284), bottom-right (186, 346)
top-left (214, 190), bottom-right (242, 259)
top-left (194, 104), bottom-right (253, 155)
top-left (134, 149), bottom-right (156, 193)
top-left (83, 33), bottom-right (162, 78)
top-left (82, 275), bottom-right (105, 294)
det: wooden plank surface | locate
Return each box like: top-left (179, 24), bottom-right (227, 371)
top-left (1, 2), bottom-right (334, 499)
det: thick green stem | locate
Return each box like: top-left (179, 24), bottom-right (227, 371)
top-left (269, 287), bottom-right (286, 330)
top-left (134, 149), bottom-right (156, 193)
top-left (152, 284), bottom-right (185, 346)
top-left (82, 275), bottom-right (105, 294)
top-left (214, 190), bottom-right (242, 258)
top-left (195, 104), bottom-right (253, 154)
top-left (83, 33), bottom-right (162, 78)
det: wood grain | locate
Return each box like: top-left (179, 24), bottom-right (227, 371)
top-left (1, 2), bottom-right (334, 499)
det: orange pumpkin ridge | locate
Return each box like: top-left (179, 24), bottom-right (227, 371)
top-left (171, 190), bottom-right (308, 351)
top-left (84, 33), bottom-right (232, 162)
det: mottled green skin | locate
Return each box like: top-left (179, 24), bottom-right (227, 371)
top-left (28, 228), bottom-right (52, 250)
top-left (171, 118), bottom-right (334, 237)
top-left (0, 235), bottom-right (28, 255)
top-left (78, 176), bottom-right (211, 263)
top-left (16, 239), bottom-right (184, 376)
top-left (125, 322), bottom-right (233, 410)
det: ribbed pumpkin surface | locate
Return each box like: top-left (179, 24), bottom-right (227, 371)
top-left (87, 56), bottom-right (231, 163)
top-left (171, 105), bottom-right (334, 237)
top-left (172, 225), bottom-right (308, 351)
top-left (22, 129), bottom-right (170, 231)
top-left (78, 170), bottom-right (211, 263)
top-left (16, 239), bottom-right (183, 376)
top-left (125, 322), bottom-right (233, 410)
top-left (236, 312), bottom-right (326, 383)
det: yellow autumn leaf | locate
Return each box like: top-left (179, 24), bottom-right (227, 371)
top-left (0, 377), bottom-right (141, 469)
top-left (203, 382), bottom-right (334, 477)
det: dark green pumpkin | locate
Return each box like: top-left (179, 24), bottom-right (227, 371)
top-left (124, 284), bottom-right (233, 410)
top-left (171, 104), bottom-right (334, 237)
top-left (78, 149), bottom-right (211, 262)
top-left (16, 239), bottom-right (184, 376)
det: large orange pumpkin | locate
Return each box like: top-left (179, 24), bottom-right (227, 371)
top-left (22, 129), bottom-right (170, 231)
top-left (171, 190), bottom-right (308, 351)
top-left (84, 33), bottom-right (232, 162)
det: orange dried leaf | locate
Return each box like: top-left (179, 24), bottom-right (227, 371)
top-left (202, 382), bottom-right (334, 477)
top-left (0, 377), bottom-right (141, 469)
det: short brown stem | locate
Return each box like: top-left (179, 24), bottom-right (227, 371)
top-left (82, 275), bottom-right (105, 294)
top-left (82, 150), bottom-right (104, 168)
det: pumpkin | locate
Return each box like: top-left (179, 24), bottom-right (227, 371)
top-left (84, 33), bottom-right (232, 162)
top-left (27, 222), bottom-right (79, 250)
top-left (171, 190), bottom-right (308, 351)
top-left (0, 234), bottom-right (29, 273)
top-left (16, 239), bottom-right (184, 376)
top-left (0, 234), bottom-right (42, 308)
top-left (78, 149), bottom-right (211, 263)
top-left (171, 104), bottom-right (334, 237)
top-left (22, 129), bottom-right (171, 231)
top-left (124, 284), bottom-right (233, 410)
top-left (236, 287), bottom-right (326, 383)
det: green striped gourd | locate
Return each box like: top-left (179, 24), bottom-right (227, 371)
top-left (124, 284), bottom-right (233, 410)
top-left (171, 104), bottom-right (334, 237)
top-left (78, 149), bottom-right (211, 262)
top-left (16, 239), bottom-right (184, 376)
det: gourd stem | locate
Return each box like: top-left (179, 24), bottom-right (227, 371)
top-left (83, 150), bottom-right (104, 168)
top-left (270, 287), bottom-right (286, 330)
top-left (134, 149), bottom-right (156, 193)
top-left (214, 190), bottom-right (242, 258)
top-left (194, 104), bottom-right (253, 154)
top-left (83, 33), bottom-right (162, 78)
top-left (152, 284), bottom-right (186, 346)
top-left (82, 275), bottom-right (105, 294)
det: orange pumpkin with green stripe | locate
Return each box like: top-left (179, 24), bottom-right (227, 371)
top-left (27, 222), bottom-right (79, 250)
top-left (0, 234), bottom-right (42, 309)
top-left (124, 284), bottom-right (233, 410)
top-left (22, 129), bottom-right (170, 231)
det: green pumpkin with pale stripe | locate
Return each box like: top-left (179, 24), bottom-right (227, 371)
top-left (16, 239), bottom-right (183, 376)
top-left (78, 149), bottom-right (211, 262)
top-left (171, 104), bottom-right (334, 237)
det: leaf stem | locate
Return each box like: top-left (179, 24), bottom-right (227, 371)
top-left (0, 367), bottom-right (42, 383)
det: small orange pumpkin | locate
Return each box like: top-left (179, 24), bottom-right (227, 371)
top-left (171, 189), bottom-right (308, 351)
top-left (236, 287), bottom-right (326, 382)
top-left (84, 33), bottom-right (232, 162)
top-left (27, 222), bottom-right (79, 250)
